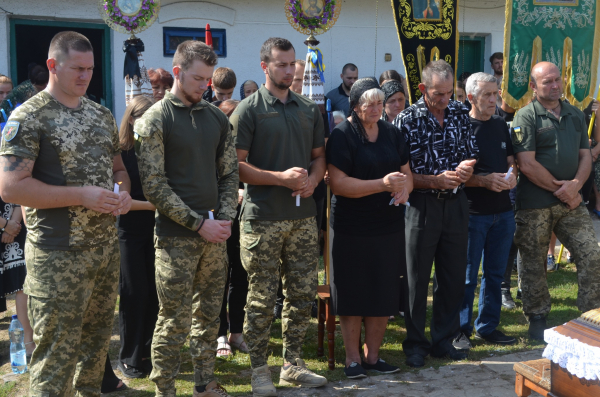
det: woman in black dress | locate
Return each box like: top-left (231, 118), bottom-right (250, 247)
top-left (326, 78), bottom-right (413, 379)
top-left (116, 96), bottom-right (158, 378)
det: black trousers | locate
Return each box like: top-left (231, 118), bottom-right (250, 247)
top-left (118, 231), bottom-right (159, 368)
top-left (218, 214), bottom-right (249, 336)
top-left (403, 191), bottom-right (469, 357)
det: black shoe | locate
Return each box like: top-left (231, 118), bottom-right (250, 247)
top-left (361, 358), bottom-right (400, 374)
top-left (344, 362), bottom-right (367, 379)
top-left (273, 302), bottom-right (283, 320)
top-left (452, 332), bottom-right (472, 351)
top-left (474, 329), bottom-right (517, 345)
top-left (528, 315), bottom-right (547, 340)
top-left (432, 346), bottom-right (468, 361)
top-left (117, 361), bottom-right (145, 379)
top-left (405, 354), bottom-right (425, 368)
top-left (501, 289), bottom-right (516, 310)
top-left (516, 289), bottom-right (522, 301)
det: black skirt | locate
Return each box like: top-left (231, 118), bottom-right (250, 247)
top-left (331, 229), bottom-right (406, 317)
top-left (0, 204), bottom-right (26, 299)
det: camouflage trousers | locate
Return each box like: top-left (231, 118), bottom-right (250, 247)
top-left (150, 236), bottom-right (227, 397)
top-left (240, 217), bottom-right (318, 369)
top-left (514, 204), bottom-right (600, 320)
top-left (24, 240), bottom-right (120, 397)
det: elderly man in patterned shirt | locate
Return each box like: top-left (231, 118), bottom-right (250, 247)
top-left (393, 60), bottom-right (478, 368)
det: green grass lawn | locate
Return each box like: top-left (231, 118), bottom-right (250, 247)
top-left (0, 259), bottom-right (582, 396)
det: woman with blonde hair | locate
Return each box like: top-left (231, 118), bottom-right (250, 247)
top-left (0, 75), bottom-right (13, 102)
top-left (115, 95), bottom-right (160, 379)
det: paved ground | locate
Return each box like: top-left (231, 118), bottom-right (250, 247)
top-left (280, 350), bottom-right (546, 397)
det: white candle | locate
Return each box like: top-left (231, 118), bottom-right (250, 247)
top-left (208, 210), bottom-right (214, 220)
top-left (114, 182), bottom-right (121, 194)
top-left (453, 187), bottom-right (458, 193)
top-left (296, 195), bottom-right (301, 207)
top-left (504, 166), bottom-right (513, 180)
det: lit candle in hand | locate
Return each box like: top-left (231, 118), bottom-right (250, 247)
top-left (296, 195), bottom-right (301, 207)
top-left (208, 210), bottom-right (214, 220)
top-left (114, 182), bottom-right (122, 194)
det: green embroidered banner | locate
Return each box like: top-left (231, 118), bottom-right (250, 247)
top-left (502, 0), bottom-right (600, 110)
top-left (391, 0), bottom-right (460, 105)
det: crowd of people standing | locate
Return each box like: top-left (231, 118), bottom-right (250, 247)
top-left (0, 29), bottom-right (599, 397)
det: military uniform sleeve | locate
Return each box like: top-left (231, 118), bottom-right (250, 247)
top-left (312, 104), bottom-right (326, 148)
top-left (215, 115), bottom-right (239, 222)
top-left (0, 105), bottom-right (40, 160)
top-left (134, 111), bottom-right (202, 231)
top-left (232, 101), bottom-right (255, 151)
top-left (511, 107), bottom-right (535, 153)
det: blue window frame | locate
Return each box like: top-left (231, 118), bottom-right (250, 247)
top-left (163, 27), bottom-right (227, 57)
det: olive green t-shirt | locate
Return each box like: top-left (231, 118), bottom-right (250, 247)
top-left (0, 91), bottom-right (120, 250)
top-left (512, 99), bottom-right (588, 210)
top-left (232, 85), bottom-right (325, 221)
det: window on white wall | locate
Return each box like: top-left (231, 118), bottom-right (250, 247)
top-left (163, 27), bottom-right (227, 57)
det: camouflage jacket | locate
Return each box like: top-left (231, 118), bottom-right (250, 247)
top-left (134, 91), bottom-right (238, 236)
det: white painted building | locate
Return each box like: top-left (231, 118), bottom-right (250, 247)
top-left (1, 0), bottom-right (594, 122)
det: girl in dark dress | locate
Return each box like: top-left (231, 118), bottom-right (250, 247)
top-left (0, 201), bottom-right (32, 357)
top-left (326, 78), bottom-right (413, 379)
top-left (115, 95), bottom-right (158, 379)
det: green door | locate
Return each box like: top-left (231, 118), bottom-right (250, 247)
top-left (456, 36), bottom-right (485, 81)
top-left (10, 19), bottom-right (113, 112)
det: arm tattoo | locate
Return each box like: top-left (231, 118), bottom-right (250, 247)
top-left (0, 156), bottom-right (34, 173)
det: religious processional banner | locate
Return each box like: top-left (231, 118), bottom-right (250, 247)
top-left (391, 0), bottom-right (460, 104)
top-left (502, 0), bottom-right (600, 110)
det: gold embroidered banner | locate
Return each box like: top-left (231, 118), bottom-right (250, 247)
top-left (502, 0), bottom-right (600, 110)
top-left (391, 0), bottom-right (460, 104)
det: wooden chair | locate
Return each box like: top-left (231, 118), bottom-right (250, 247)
top-left (513, 358), bottom-right (552, 397)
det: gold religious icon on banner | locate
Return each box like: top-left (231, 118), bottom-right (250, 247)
top-left (303, 0), bottom-right (324, 17)
top-left (117, 0), bottom-right (143, 16)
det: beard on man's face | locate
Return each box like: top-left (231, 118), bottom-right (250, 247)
top-left (267, 67), bottom-right (292, 91)
top-left (178, 73), bottom-right (204, 104)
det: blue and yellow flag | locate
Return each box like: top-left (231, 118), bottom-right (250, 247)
top-left (502, 0), bottom-right (600, 110)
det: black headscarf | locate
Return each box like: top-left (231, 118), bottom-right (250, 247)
top-left (380, 80), bottom-right (405, 121)
top-left (348, 77), bottom-right (381, 144)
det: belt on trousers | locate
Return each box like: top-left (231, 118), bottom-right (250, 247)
top-left (423, 190), bottom-right (460, 199)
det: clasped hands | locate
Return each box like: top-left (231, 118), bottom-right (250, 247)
top-left (436, 159), bottom-right (477, 190)
top-left (383, 172), bottom-right (409, 205)
top-left (1, 219), bottom-right (22, 243)
top-left (281, 167), bottom-right (317, 198)
top-left (81, 186), bottom-right (132, 216)
top-left (553, 179), bottom-right (581, 210)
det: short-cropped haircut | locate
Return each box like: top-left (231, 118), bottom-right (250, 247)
top-left (48, 31), bottom-right (93, 61)
top-left (260, 37), bottom-right (294, 63)
top-left (173, 40), bottom-right (218, 71)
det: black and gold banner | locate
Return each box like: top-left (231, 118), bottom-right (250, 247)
top-left (391, 0), bottom-right (460, 104)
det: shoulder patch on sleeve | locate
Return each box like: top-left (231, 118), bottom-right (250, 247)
top-left (512, 126), bottom-right (522, 144)
top-left (2, 121), bottom-right (20, 142)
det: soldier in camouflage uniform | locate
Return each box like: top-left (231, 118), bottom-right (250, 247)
top-left (512, 62), bottom-right (600, 340)
top-left (135, 40), bottom-right (238, 397)
top-left (0, 65), bottom-right (48, 121)
top-left (232, 37), bottom-right (327, 397)
top-left (0, 32), bottom-right (132, 397)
